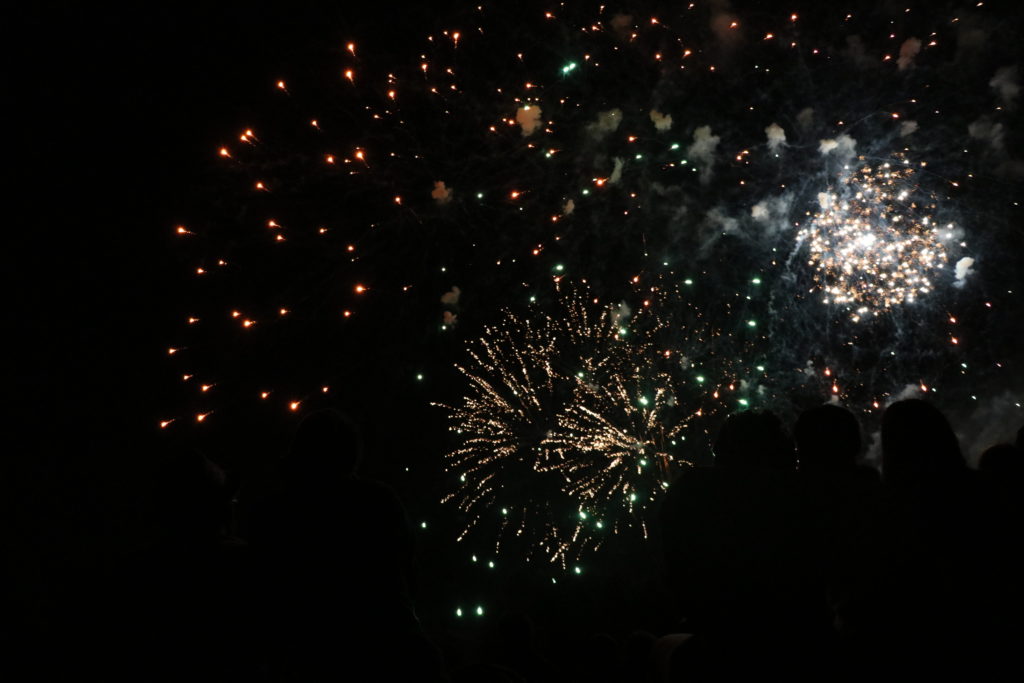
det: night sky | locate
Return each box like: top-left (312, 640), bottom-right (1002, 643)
top-left (10, 0), bottom-right (1024, 652)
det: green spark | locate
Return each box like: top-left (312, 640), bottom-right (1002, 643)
top-left (561, 61), bottom-right (578, 74)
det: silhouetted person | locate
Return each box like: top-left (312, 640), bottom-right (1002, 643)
top-left (712, 410), bottom-right (796, 471)
top-left (881, 399), bottom-right (966, 488)
top-left (482, 612), bottom-right (550, 683)
top-left (978, 439), bottom-right (1024, 638)
top-left (979, 443), bottom-right (1021, 477)
top-left (794, 405), bottom-right (890, 676)
top-left (249, 409), bottom-right (443, 681)
top-left (660, 411), bottom-right (824, 679)
top-left (621, 630), bottom-right (655, 683)
top-left (574, 633), bottom-right (621, 683)
top-left (450, 662), bottom-right (524, 683)
top-left (871, 400), bottom-right (1015, 678)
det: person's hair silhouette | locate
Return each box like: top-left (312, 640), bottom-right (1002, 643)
top-left (881, 399), bottom-right (964, 486)
top-left (979, 443), bottom-right (1020, 477)
top-left (713, 410), bottom-right (795, 471)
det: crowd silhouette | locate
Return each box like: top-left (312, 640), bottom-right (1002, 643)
top-left (6, 400), bottom-right (1022, 681)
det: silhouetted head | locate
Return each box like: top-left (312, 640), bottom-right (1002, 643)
top-left (577, 633), bottom-right (621, 681)
top-left (794, 404), bottom-right (861, 473)
top-left (714, 410), bottom-right (795, 471)
top-left (285, 409), bottom-right (363, 486)
top-left (623, 630), bottom-right (656, 672)
top-left (881, 399), bottom-right (964, 487)
top-left (978, 443), bottom-right (1021, 478)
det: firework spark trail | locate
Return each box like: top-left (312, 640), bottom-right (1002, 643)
top-left (437, 286), bottom-right (731, 564)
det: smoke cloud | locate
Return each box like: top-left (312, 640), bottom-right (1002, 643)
top-left (990, 65), bottom-right (1019, 106)
top-left (897, 37), bottom-right (922, 71)
top-left (517, 104), bottom-right (543, 136)
top-left (440, 286), bottom-right (461, 305)
top-left (765, 122), bottom-right (786, 152)
top-left (899, 120), bottom-right (918, 137)
top-left (688, 125), bottom-right (720, 183)
top-left (608, 157), bottom-right (625, 185)
top-left (796, 107), bottom-right (815, 131)
top-left (750, 193), bottom-right (795, 236)
top-left (954, 256), bottom-right (975, 287)
top-left (587, 108), bottom-right (623, 139)
top-left (609, 14), bottom-right (633, 40)
top-left (650, 109), bottom-right (673, 132)
top-left (968, 117), bottom-right (1005, 150)
top-left (431, 181), bottom-right (453, 204)
top-left (818, 134), bottom-right (857, 159)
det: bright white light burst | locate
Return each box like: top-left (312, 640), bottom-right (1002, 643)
top-left (798, 155), bottom-right (952, 321)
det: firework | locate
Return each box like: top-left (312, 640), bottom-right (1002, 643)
top-left (438, 286), bottom-right (727, 564)
top-left (162, 2), bottom-right (1022, 579)
top-left (797, 156), bottom-right (954, 322)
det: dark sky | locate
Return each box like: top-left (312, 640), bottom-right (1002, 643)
top-left (12, 3), bottom-right (439, 435)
